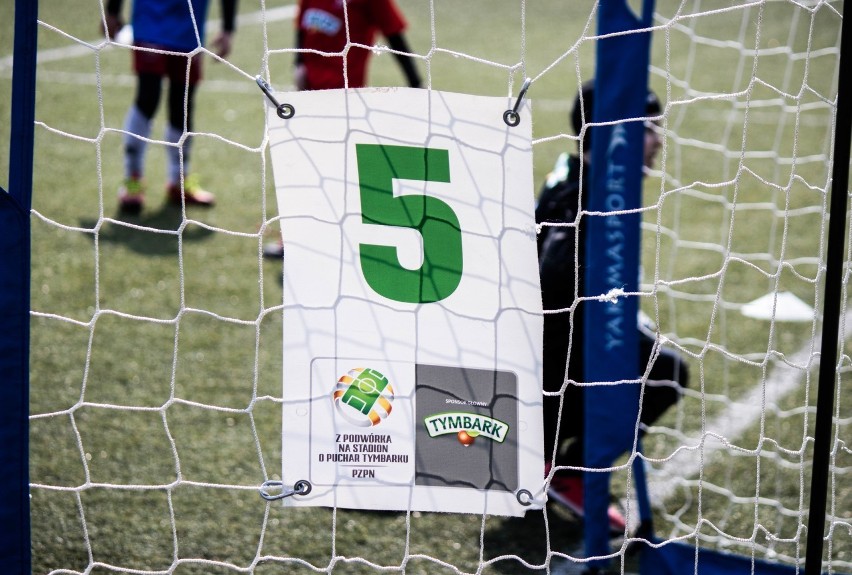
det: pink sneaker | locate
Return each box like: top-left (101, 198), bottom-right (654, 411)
top-left (547, 471), bottom-right (626, 533)
top-left (167, 175), bottom-right (215, 207)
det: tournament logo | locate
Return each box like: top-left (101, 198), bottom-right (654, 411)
top-left (333, 368), bottom-right (394, 427)
top-left (423, 412), bottom-right (509, 447)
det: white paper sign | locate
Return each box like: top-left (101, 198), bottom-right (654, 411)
top-left (268, 88), bottom-right (543, 516)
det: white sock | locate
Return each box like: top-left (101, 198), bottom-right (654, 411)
top-left (165, 124), bottom-right (191, 186)
top-left (123, 105), bottom-right (152, 179)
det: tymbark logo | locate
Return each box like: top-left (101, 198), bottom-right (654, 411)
top-left (424, 412), bottom-right (508, 446)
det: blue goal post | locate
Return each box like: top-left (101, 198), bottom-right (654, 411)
top-left (1, 0), bottom-right (37, 573)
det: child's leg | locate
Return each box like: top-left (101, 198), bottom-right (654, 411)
top-left (123, 73), bottom-right (161, 179)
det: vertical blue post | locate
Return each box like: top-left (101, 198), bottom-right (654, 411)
top-left (583, 0), bottom-right (655, 569)
top-left (1, 0), bottom-right (37, 573)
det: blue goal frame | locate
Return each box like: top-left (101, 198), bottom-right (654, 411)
top-left (1, 0), bottom-right (37, 573)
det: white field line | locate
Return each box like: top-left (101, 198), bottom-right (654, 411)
top-left (644, 311), bottom-right (851, 506)
top-left (0, 8), bottom-right (834, 129)
top-left (4, 69), bottom-right (260, 93)
top-left (0, 61), bottom-right (834, 129)
top-left (0, 73), bottom-right (832, 129)
top-left (0, 5), bottom-right (297, 71)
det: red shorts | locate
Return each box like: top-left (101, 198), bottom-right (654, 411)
top-left (132, 42), bottom-right (203, 85)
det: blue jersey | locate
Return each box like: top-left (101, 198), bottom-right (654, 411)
top-left (133, 0), bottom-right (211, 53)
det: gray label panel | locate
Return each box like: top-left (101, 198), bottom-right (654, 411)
top-left (415, 364), bottom-right (518, 492)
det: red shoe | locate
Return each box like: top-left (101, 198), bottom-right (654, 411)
top-left (547, 472), bottom-right (626, 533)
top-left (118, 177), bottom-right (145, 215)
top-left (167, 175), bottom-right (215, 207)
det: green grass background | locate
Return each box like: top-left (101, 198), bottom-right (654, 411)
top-left (1, 0), bottom-right (849, 573)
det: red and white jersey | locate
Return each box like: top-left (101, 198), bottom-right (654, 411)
top-left (297, 0), bottom-right (408, 90)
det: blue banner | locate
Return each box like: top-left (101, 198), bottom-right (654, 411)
top-left (583, 0), bottom-right (655, 567)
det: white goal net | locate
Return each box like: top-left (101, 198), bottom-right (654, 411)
top-left (3, 0), bottom-right (848, 573)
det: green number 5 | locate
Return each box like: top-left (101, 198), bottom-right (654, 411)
top-left (356, 143), bottom-right (463, 304)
